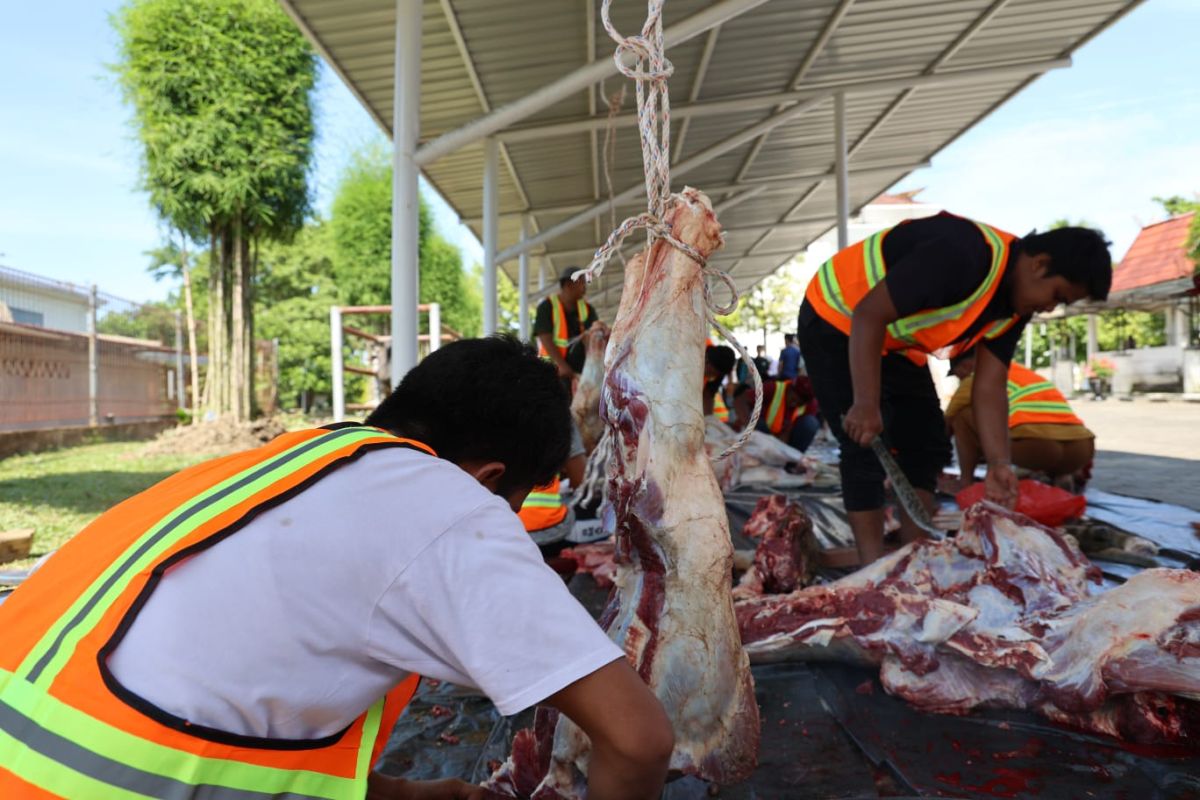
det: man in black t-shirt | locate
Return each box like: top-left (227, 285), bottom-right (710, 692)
top-left (798, 213), bottom-right (1112, 565)
top-left (533, 266), bottom-right (604, 391)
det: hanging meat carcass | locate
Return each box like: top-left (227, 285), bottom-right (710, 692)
top-left (571, 326), bottom-right (609, 455)
top-left (488, 189), bottom-right (760, 798)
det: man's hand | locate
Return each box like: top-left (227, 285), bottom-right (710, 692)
top-left (843, 402), bottom-right (883, 448)
top-left (984, 462), bottom-right (1019, 508)
top-left (367, 774), bottom-right (485, 800)
top-left (555, 360), bottom-right (574, 379)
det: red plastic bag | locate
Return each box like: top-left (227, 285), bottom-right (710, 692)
top-left (955, 479), bottom-right (1086, 527)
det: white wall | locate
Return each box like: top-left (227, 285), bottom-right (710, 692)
top-left (0, 280), bottom-right (89, 333)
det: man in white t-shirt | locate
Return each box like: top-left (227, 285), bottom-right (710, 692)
top-left (102, 336), bottom-right (673, 799)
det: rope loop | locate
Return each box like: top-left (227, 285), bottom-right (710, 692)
top-left (590, 1), bottom-right (762, 461)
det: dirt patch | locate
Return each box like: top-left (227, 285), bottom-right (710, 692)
top-left (140, 417), bottom-right (289, 458)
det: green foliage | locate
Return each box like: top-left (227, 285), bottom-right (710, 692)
top-left (328, 144), bottom-right (481, 336)
top-left (112, 0), bottom-right (316, 237)
top-left (96, 301), bottom-right (177, 344)
top-left (255, 223), bottom-right (343, 404)
top-left (1022, 310), bottom-right (1167, 368)
top-left (716, 259), bottom-right (805, 338)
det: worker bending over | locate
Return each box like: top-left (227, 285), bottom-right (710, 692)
top-left (0, 336), bottom-right (672, 800)
top-left (703, 344), bottom-right (737, 422)
top-left (947, 350), bottom-right (1095, 491)
top-left (799, 212), bottom-right (1111, 564)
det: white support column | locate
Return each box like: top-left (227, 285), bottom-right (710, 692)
top-left (1086, 313), bottom-right (1098, 361)
top-left (1024, 324), bottom-right (1033, 368)
top-left (330, 306), bottom-right (345, 422)
top-left (391, 0), bottom-right (421, 387)
top-left (518, 217), bottom-right (530, 340)
top-left (428, 302), bottom-right (442, 352)
top-left (1172, 303), bottom-right (1189, 346)
top-left (482, 136), bottom-right (500, 335)
top-left (834, 91), bottom-right (850, 250)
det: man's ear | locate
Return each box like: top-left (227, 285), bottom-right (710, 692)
top-left (1032, 253), bottom-right (1052, 277)
top-left (463, 460), bottom-right (507, 493)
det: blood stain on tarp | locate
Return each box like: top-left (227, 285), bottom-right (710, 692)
top-left (936, 766), bottom-right (1040, 798)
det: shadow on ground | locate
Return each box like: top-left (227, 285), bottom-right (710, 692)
top-left (1091, 451), bottom-right (1200, 511)
top-left (0, 471), bottom-right (177, 515)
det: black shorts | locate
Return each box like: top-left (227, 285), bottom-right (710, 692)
top-left (798, 303), bottom-right (951, 512)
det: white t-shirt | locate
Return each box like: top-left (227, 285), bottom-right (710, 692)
top-left (108, 446), bottom-right (623, 739)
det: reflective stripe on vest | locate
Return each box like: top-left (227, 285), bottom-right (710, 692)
top-left (518, 476), bottom-right (567, 532)
top-left (538, 297), bottom-right (589, 360)
top-left (1006, 363), bottom-right (1084, 428)
top-left (804, 215), bottom-right (1022, 365)
top-left (713, 391), bottom-right (730, 422)
top-left (764, 382), bottom-right (788, 435)
top-left (0, 427), bottom-right (430, 799)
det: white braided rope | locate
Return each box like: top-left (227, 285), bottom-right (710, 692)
top-left (575, 0), bottom-right (761, 461)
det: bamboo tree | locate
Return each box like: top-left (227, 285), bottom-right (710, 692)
top-left (113, 0), bottom-right (316, 421)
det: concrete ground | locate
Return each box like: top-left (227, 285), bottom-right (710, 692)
top-left (1073, 397), bottom-right (1200, 511)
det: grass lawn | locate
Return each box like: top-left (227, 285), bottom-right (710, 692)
top-left (0, 441), bottom-right (214, 569)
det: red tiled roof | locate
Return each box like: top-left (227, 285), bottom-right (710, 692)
top-left (872, 189), bottom-right (925, 205)
top-left (1111, 212), bottom-right (1196, 294)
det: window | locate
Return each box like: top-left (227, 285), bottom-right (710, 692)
top-left (11, 307), bottom-right (44, 327)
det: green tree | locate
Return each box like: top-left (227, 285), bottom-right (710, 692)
top-left (145, 235), bottom-right (201, 413)
top-left (716, 258), bottom-right (805, 346)
top-left (255, 223), bottom-right (346, 408)
top-left (328, 144), bottom-right (481, 337)
top-left (113, 0), bottom-right (317, 420)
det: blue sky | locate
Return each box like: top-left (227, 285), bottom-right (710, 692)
top-left (1, 0), bottom-right (1196, 304)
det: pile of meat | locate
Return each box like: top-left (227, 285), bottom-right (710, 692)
top-left (486, 188), bottom-right (759, 798)
top-left (737, 501), bottom-right (1200, 745)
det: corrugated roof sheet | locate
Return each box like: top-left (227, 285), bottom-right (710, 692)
top-left (279, 0), bottom-right (1144, 322)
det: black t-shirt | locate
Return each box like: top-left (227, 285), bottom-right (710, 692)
top-left (533, 296), bottom-right (599, 373)
top-left (800, 212), bottom-right (1027, 363)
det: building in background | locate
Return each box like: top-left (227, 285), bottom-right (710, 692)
top-left (1, 265), bottom-right (180, 431)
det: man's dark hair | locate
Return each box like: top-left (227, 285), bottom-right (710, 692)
top-left (366, 336), bottom-right (571, 495)
top-left (784, 333), bottom-right (797, 345)
top-left (1020, 227), bottom-right (1113, 301)
top-left (705, 344), bottom-right (737, 376)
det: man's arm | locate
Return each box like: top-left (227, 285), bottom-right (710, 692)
top-left (544, 658), bottom-right (674, 800)
top-left (971, 346), bottom-right (1018, 507)
top-left (536, 331), bottom-right (573, 378)
top-left (843, 282), bottom-right (900, 447)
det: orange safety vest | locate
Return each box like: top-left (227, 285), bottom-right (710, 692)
top-left (762, 381), bottom-right (788, 435)
top-left (804, 215), bottom-right (1022, 366)
top-left (537, 296), bottom-right (591, 360)
top-left (518, 476), bottom-right (568, 532)
top-left (1007, 363), bottom-right (1084, 428)
top-left (0, 426), bottom-right (430, 799)
top-left (713, 390), bottom-right (730, 423)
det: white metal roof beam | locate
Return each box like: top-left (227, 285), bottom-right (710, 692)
top-left (437, 0), bottom-right (537, 233)
top-left (464, 159), bottom-right (928, 225)
top-left (495, 92), bottom-right (832, 263)
top-left (493, 57), bottom-right (1067, 263)
top-left (414, 0), bottom-right (771, 167)
top-left (672, 26), bottom-right (722, 164)
top-left (496, 56), bottom-right (1070, 143)
top-left (847, 0), bottom-right (1013, 160)
top-left (732, 0), bottom-right (855, 183)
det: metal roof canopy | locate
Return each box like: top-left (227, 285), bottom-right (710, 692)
top-left (278, 0), bottom-right (1144, 378)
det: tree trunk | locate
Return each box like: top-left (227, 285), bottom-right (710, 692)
top-left (179, 232), bottom-right (201, 423)
top-left (243, 235), bottom-right (255, 418)
top-left (231, 219), bottom-right (246, 421)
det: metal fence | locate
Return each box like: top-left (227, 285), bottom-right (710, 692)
top-left (0, 265), bottom-right (185, 432)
